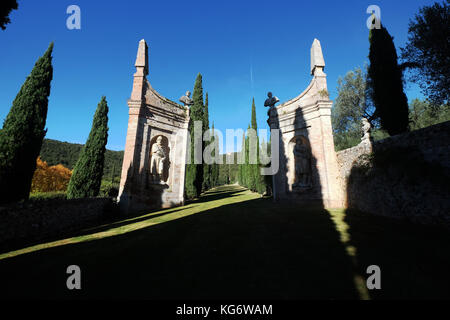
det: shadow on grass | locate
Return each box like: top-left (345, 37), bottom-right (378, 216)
top-left (3, 185), bottom-right (449, 299)
top-left (343, 208), bottom-right (450, 299)
top-left (0, 193), bottom-right (360, 300)
top-left (188, 188), bottom-right (245, 204)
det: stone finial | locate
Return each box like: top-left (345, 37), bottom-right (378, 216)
top-left (310, 38), bottom-right (325, 76)
top-left (135, 39), bottom-right (149, 76)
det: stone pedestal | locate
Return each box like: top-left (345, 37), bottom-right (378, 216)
top-left (118, 40), bottom-right (190, 214)
top-left (267, 39), bottom-right (343, 208)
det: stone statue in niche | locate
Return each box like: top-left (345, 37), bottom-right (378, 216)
top-left (293, 138), bottom-right (311, 188)
top-left (150, 136), bottom-right (168, 183)
top-left (179, 91), bottom-right (194, 107)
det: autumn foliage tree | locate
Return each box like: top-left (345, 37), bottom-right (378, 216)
top-left (31, 157), bottom-right (72, 192)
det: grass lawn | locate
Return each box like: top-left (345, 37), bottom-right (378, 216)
top-left (0, 185), bottom-right (449, 299)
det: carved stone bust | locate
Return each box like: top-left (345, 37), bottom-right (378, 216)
top-left (179, 91), bottom-right (194, 107)
top-left (264, 92), bottom-right (280, 109)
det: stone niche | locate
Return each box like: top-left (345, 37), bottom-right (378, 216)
top-left (118, 40), bottom-right (190, 214)
top-left (267, 39), bottom-right (343, 208)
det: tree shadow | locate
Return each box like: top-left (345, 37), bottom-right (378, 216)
top-left (0, 192), bottom-right (360, 299)
top-left (343, 208), bottom-right (450, 299)
top-left (187, 187), bottom-right (246, 204)
top-left (343, 143), bottom-right (450, 299)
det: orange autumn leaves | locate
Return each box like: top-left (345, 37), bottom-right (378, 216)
top-left (31, 157), bottom-right (72, 192)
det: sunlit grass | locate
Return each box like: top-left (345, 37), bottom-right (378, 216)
top-left (0, 185), bottom-right (259, 261)
top-left (327, 208), bottom-right (370, 300)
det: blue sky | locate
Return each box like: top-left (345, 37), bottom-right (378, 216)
top-left (0, 0), bottom-right (434, 152)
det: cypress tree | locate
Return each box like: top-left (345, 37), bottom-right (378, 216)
top-left (251, 98), bottom-right (257, 130)
top-left (250, 98), bottom-right (258, 191)
top-left (238, 132), bottom-right (245, 186)
top-left (66, 96), bottom-right (109, 199)
top-left (202, 92), bottom-right (211, 191)
top-left (244, 124), bottom-right (251, 188)
top-left (210, 122), bottom-right (219, 188)
top-left (185, 73), bottom-right (204, 199)
top-left (237, 98), bottom-right (267, 194)
top-left (0, 42), bottom-right (54, 204)
top-left (367, 23), bottom-right (409, 135)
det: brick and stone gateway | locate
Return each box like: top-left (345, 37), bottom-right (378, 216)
top-left (267, 39), bottom-right (343, 208)
top-left (118, 40), bottom-right (190, 214)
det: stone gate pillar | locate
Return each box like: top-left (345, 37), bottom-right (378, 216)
top-left (267, 39), bottom-right (343, 208)
top-left (118, 39), bottom-right (190, 214)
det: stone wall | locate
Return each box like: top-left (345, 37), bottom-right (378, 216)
top-left (0, 198), bottom-right (115, 251)
top-left (336, 121), bottom-right (450, 227)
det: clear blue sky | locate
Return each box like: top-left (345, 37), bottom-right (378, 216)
top-left (0, 0), bottom-right (433, 152)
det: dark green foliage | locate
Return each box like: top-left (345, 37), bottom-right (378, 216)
top-left (401, 1), bottom-right (449, 107)
top-left (99, 181), bottom-right (119, 198)
top-left (331, 68), bottom-right (448, 151)
top-left (251, 98), bottom-right (257, 131)
top-left (218, 153), bottom-right (239, 185)
top-left (238, 132), bottom-right (245, 186)
top-left (185, 73), bottom-right (204, 199)
top-left (0, 43), bottom-right (53, 204)
top-left (209, 122), bottom-right (220, 188)
top-left (203, 93), bottom-right (210, 134)
top-left (332, 67), bottom-right (372, 151)
top-left (236, 99), bottom-right (267, 194)
top-left (331, 66), bottom-right (390, 151)
top-left (0, 0), bottom-right (18, 30)
top-left (367, 23), bottom-right (409, 136)
top-left (409, 99), bottom-right (450, 130)
top-left (66, 97), bottom-right (109, 199)
top-left (39, 139), bottom-right (123, 179)
top-left (202, 92), bottom-right (211, 191)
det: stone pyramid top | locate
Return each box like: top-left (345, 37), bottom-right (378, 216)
top-left (135, 39), bottom-right (149, 76)
top-left (310, 38), bottom-right (325, 75)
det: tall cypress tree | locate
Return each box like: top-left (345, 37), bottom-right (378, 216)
top-left (251, 98), bottom-right (257, 130)
top-left (367, 23), bottom-right (409, 135)
top-left (202, 92), bottom-right (211, 191)
top-left (67, 96), bottom-right (109, 199)
top-left (250, 98), bottom-right (258, 191)
top-left (238, 132), bottom-right (245, 186)
top-left (210, 122), bottom-right (219, 188)
top-left (0, 42), bottom-right (54, 204)
top-left (185, 73), bottom-right (204, 199)
top-left (237, 98), bottom-right (266, 194)
top-left (244, 124), bottom-right (251, 188)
